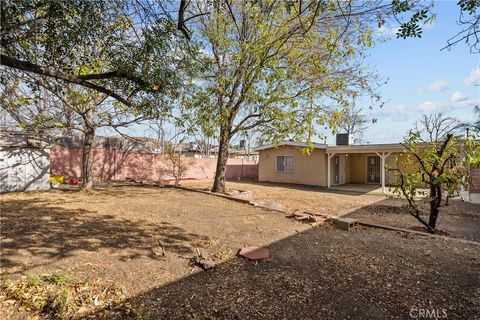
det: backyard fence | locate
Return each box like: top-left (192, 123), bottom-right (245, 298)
top-left (50, 147), bottom-right (258, 183)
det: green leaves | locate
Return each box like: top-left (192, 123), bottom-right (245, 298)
top-left (1, 0), bottom-right (187, 109)
top-left (185, 0), bottom-right (384, 146)
top-left (393, 0), bottom-right (413, 14)
top-left (458, 0), bottom-right (480, 15)
top-left (396, 9), bottom-right (429, 39)
top-left (1, 0), bottom-right (194, 136)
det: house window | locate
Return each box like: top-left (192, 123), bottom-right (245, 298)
top-left (277, 156), bottom-right (294, 172)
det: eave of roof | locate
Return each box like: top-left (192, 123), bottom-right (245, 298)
top-left (253, 141), bottom-right (407, 153)
top-left (253, 140), bottom-right (327, 151)
top-left (325, 143), bottom-right (405, 153)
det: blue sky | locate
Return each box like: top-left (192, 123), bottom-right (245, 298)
top-left (325, 0), bottom-right (480, 145)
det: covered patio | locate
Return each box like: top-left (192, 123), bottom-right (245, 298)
top-left (328, 183), bottom-right (396, 195)
top-left (326, 144), bottom-right (406, 194)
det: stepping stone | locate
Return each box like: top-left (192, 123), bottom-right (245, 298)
top-left (313, 216), bottom-right (326, 223)
top-left (293, 209), bottom-right (306, 216)
top-left (312, 212), bottom-right (328, 217)
top-left (238, 246), bottom-right (270, 260)
top-left (293, 210), bottom-right (326, 223)
top-left (294, 213), bottom-right (311, 221)
top-left (293, 210), bottom-right (310, 219)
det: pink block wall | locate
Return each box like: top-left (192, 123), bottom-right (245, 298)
top-left (224, 159), bottom-right (259, 180)
top-left (50, 147), bottom-right (258, 182)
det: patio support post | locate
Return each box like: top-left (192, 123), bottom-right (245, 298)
top-left (376, 152), bottom-right (391, 193)
top-left (327, 153), bottom-right (335, 188)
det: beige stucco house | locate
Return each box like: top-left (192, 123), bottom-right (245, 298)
top-left (254, 137), bottom-right (480, 203)
top-left (254, 140), bottom-right (408, 193)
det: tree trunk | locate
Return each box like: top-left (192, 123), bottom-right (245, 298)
top-left (174, 156), bottom-right (181, 186)
top-left (81, 126), bottom-right (95, 190)
top-left (212, 125), bottom-right (231, 193)
top-left (428, 185), bottom-right (442, 232)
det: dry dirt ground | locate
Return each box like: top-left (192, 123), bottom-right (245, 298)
top-left (183, 180), bottom-right (385, 215)
top-left (184, 180), bottom-right (480, 241)
top-left (1, 184), bottom-right (480, 319)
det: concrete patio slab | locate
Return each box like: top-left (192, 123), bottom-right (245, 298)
top-left (329, 183), bottom-right (427, 197)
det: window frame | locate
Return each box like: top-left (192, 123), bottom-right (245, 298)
top-left (276, 155), bottom-right (295, 173)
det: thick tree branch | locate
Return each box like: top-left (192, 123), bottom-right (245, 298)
top-left (177, 0), bottom-right (191, 40)
top-left (401, 142), bottom-right (432, 178)
top-left (1, 54), bottom-right (132, 106)
top-left (78, 71), bottom-right (151, 89)
top-left (392, 167), bottom-right (435, 233)
top-left (233, 118), bottom-right (273, 134)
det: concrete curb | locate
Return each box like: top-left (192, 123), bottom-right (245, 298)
top-left (162, 184), bottom-right (253, 204)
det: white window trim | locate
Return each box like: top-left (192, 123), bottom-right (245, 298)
top-left (275, 155), bottom-right (295, 173)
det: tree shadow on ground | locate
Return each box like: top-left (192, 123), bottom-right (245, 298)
top-left (89, 224), bottom-right (480, 320)
top-left (3, 187), bottom-right (479, 319)
top-left (345, 198), bottom-right (480, 241)
top-left (1, 197), bottom-right (206, 274)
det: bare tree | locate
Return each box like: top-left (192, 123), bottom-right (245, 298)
top-left (441, 0), bottom-right (480, 53)
top-left (324, 100), bottom-right (369, 138)
top-left (339, 105), bottom-right (368, 136)
top-left (147, 119), bottom-right (194, 185)
top-left (147, 116), bottom-right (169, 154)
top-left (466, 106), bottom-right (480, 133)
top-left (414, 113), bottom-right (462, 142)
top-left (164, 144), bottom-right (191, 186)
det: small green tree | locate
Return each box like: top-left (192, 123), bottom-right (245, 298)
top-left (391, 115), bottom-right (479, 233)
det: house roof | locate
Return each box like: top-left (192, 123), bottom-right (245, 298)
top-left (0, 131), bottom-right (50, 149)
top-left (253, 140), bottom-right (405, 154)
top-left (325, 143), bottom-right (405, 154)
top-left (253, 140), bottom-right (327, 151)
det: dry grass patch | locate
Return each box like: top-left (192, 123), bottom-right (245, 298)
top-left (1, 273), bottom-right (127, 319)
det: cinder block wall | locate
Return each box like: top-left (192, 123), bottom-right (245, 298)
top-left (50, 147), bottom-right (258, 182)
